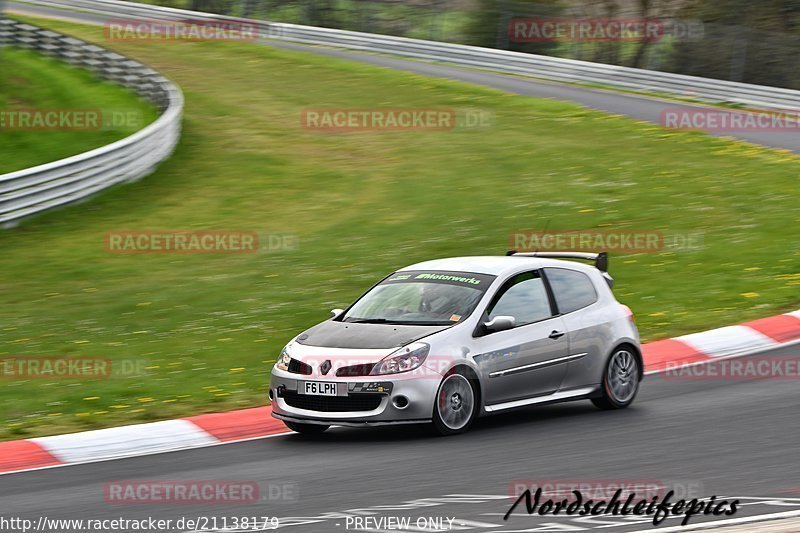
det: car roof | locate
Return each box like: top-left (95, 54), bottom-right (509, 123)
top-left (398, 256), bottom-right (597, 278)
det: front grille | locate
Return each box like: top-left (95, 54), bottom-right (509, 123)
top-left (288, 358), bottom-right (312, 375)
top-left (282, 391), bottom-right (383, 412)
top-left (336, 363), bottom-right (375, 377)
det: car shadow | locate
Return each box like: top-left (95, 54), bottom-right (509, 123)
top-left (274, 400), bottom-right (642, 444)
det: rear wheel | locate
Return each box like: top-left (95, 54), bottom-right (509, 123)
top-left (284, 421), bottom-right (329, 435)
top-left (432, 370), bottom-right (477, 436)
top-left (592, 347), bottom-right (640, 410)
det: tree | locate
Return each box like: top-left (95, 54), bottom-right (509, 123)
top-left (667, 0), bottom-right (800, 88)
top-left (464, 0), bottom-right (564, 54)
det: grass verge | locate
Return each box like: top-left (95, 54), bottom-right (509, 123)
top-left (0, 46), bottom-right (157, 174)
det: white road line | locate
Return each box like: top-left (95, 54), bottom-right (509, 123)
top-left (32, 419), bottom-right (217, 463)
top-left (644, 337), bottom-right (800, 376)
top-left (0, 431), bottom-right (291, 477)
top-left (626, 510), bottom-right (800, 532)
top-left (677, 326), bottom-right (776, 358)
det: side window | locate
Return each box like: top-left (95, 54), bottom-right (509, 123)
top-left (545, 268), bottom-right (598, 314)
top-left (487, 271), bottom-right (553, 326)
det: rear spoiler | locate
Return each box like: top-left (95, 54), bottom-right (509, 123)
top-left (506, 251), bottom-right (613, 287)
top-left (506, 250), bottom-right (608, 272)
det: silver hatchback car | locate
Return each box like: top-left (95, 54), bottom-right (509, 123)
top-left (270, 251), bottom-right (641, 435)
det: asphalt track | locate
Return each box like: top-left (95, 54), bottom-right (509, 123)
top-left (271, 43), bottom-right (800, 153)
top-left (2, 344), bottom-right (800, 532)
top-left (3, 4), bottom-right (800, 532)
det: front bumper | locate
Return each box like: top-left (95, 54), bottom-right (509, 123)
top-left (273, 413), bottom-right (429, 427)
top-left (269, 368), bottom-right (440, 425)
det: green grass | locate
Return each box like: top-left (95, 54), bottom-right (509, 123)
top-left (1, 15), bottom-right (799, 440)
top-left (0, 47), bottom-right (158, 174)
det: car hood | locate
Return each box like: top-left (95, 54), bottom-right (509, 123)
top-left (296, 320), bottom-right (450, 350)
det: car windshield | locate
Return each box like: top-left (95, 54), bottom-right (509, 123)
top-left (342, 271), bottom-right (495, 325)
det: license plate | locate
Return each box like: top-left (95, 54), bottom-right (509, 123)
top-left (302, 381), bottom-right (338, 396)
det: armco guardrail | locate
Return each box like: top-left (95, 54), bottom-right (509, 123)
top-left (13, 0), bottom-right (800, 111)
top-left (0, 16), bottom-right (182, 227)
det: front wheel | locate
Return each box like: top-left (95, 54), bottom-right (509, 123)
top-left (592, 347), bottom-right (640, 410)
top-left (432, 370), bottom-right (477, 436)
top-left (284, 421), bottom-right (329, 435)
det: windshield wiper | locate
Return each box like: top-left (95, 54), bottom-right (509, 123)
top-left (406, 321), bottom-right (454, 326)
top-left (345, 318), bottom-right (453, 326)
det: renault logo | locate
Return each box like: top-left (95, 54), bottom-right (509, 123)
top-left (320, 360), bottom-right (332, 375)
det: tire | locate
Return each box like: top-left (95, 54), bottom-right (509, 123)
top-left (592, 346), bottom-right (640, 410)
top-left (432, 370), bottom-right (478, 436)
top-left (284, 421), bottom-right (330, 435)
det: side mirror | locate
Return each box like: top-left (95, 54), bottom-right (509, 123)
top-left (330, 308), bottom-right (344, 319)
top-left (483, 315), bottom-right (515, 333)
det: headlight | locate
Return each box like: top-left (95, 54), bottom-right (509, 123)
top-left (275, 345), bottom-right (292, 371)
top-left (370, 342), bottom-right (430, 375)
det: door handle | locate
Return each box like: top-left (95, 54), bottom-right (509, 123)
top-left (549, 330), bottom-right (565, 340)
